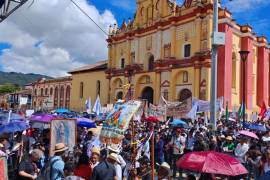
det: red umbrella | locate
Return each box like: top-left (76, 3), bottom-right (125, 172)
top-left (145, 116), bottom-right (159, 123)
top-left (177, 151), bottom-right (248, 176)
top-left (239, 130), bottom-right (259, 139)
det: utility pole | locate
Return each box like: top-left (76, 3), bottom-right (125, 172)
top-left (210, 0), bottom-right (219, 131)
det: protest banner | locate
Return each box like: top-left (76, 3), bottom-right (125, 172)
top-left (100, 100), bottom-right (142, 145)
top-left (147, 104), bottom-right (166, 122)
top-left (50, 119), bottom-right (77, 155)
top-left (166, 97), bottom-right (192, 118)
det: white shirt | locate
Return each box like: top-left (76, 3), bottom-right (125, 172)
top-left (114, 163), bottom-right (122, 180)
top-left (234, 143), bottom-right (249, 162)
top-left (170, 135), bottom-right (186, 155)
top-left (264, 162), bottom-right (270, 173)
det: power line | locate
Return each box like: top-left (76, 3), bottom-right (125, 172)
top-left (69, 0), bottom-right (108, 36)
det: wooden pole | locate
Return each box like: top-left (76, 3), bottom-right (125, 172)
top-left (151, 126), bottom-right (155, 179)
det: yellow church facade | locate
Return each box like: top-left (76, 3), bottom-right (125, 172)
top-left (69, 0), bottom-right (270, 113)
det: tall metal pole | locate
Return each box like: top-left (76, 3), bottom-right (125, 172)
top-left (243, 59), bottom-right (246, 123)
top-left (210, 0), bottom-right (219, 130)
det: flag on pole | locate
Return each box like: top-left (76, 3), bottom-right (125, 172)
top-left (259, 102), bottom-right (267, 120)
top-left (225, 101), bottom-right (229, 121)
top-left (85, 97), bottom-right (91, 114)
top-left (238, 103), bottom-right (243, 120)
top-left (93, 95), bottom-right (102, 115)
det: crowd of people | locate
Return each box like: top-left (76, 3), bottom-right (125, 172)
top-left (1, 114), bottom-right (270, 180)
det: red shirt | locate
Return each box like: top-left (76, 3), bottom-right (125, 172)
top-left (74, 164), bottom-right (92, 180)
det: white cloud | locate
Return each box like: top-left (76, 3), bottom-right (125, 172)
top-left (0, 0), bottom-right (117, 77)
top-left (224, 0), bottom-right (270, 13)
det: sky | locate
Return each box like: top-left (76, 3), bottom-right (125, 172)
top-left (0, 0), bottom-right (269, 77)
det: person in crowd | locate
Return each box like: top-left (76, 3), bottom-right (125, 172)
top-left (259, 148), bottom-right (270, 176)
top-left (136, 156), bottom-right (152, 180)
top-left (167, 128), bottom-right (186, 178)
top-left (50, 143), bottom-right (68, 180)
top-left (107, 153), bottom-right (122, 180)
top-left (18, 149), bottom-right (41, 180)
top-left (234, 138), bottom-right (249, 164)
top-left (222, 136), bottom-right (235, 154)
top-left (185, 130), bottom-right (195, 153)
top-left (64, 163), bottom-right (84, 180)
top-left (92, 148), bottom-right (117, 180)
top-left (108, 145), bottom-right (126, 170)
top-left (156, 162), bottom-right (171, 180)
top-left (74, 154), bottom-right (92, 180)
top-left (90, 147), bottom-right (100, 169)
top-left (154, 133), bottom-right (164, 166)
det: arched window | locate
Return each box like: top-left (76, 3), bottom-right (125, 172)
top-left (65, 86), bottom-right (71, 108)
top-left (96, 80), bottom-right (101, 96)
top-left (232, 53), bottom-right (237, 89)
top-left (41, 88), bottom-right (43, 96)
top-left (45, 88), bottom-right (48, 96)
top-left (50, 88), bottom-right (53, 95)
top-left (163, 89), bottom-right (169, 101)
top-left (182, 71), bottom-right (188, 83)
top-left (120, 58), bottom-right (125, 69)
top-left (148, 55), bottom-right (154, 71)
top-left (54, 87), bottom-right (58, 108)
top-left (60, 86), bottom-right (64, 107)
top-left (80, 82), bottom-right (84, 99)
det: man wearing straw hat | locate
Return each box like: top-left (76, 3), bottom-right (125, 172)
top-left (50, 143), bottom-right (68, 180)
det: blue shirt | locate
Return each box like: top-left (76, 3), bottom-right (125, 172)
top-left (51, 155), bottom-right (65, 180)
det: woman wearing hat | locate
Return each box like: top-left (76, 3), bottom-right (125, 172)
top-left (50, 143), bottom-right (68, 180)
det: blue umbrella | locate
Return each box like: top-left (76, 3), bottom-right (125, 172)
top-left (170, 119), bottom-right (187, 126)
top-left (55, 108), bottom-right (70, 113)
top-left (243, 122), bottom-right (267, 132)
top-left (77, 118), bottom-right (96, 128)
top-left (0, 113), bottom-right (25, 122)
top-left (0, 121), bottom-right (29, 134)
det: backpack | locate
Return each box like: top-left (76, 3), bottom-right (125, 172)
top-left (37, 157), bottom-right (60, 180)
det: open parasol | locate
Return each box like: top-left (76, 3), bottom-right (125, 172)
top-left (177, 151), bottom-right (248, 176)
top-left (29, 114), bottom-right (57, 123)
top-left (0, 121), bottom-right (29, 134)
top-left (145, 116), bottom-right (159, 123)
top-left (238, 130), bottom-right (259, 139)
top-left (77, 117), bottom-right (96, 128)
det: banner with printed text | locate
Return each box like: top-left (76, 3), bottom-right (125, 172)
top-left (166, 97), bottom-right (192, 118)
top-left (147, 104), bottom-right (166, 122)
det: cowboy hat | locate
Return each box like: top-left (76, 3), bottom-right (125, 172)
top-left (54, 143), bottom-right (68, 153)
top-left (226, 136), bottom-right (233, 141)
top-left (91, 147), bottom-right (100, 156)
top-left (107, 153), bottom-right (120, 164)
top-left (157, 162), bottom-right (171, 173)
top-left (107, 145), bottom-right (120, 153)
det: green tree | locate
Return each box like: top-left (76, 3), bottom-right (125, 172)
top-left (0, 84), bottom-right (20, 94)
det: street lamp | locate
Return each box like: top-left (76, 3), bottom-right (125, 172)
top-left (239, 50), bottom-right (250, 123)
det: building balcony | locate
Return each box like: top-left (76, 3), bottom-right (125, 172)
top-left (106, 63), bottom-right (143, 77)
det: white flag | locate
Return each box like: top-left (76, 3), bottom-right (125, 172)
top-left (85, 97), bottom-right (91, 114)
top-left (93, 95), bottom-right (102, 115)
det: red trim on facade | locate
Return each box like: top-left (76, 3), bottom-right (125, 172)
top-left (218, 23), bottom-right (233, 108)
top-left (240, 36), bottom-right (254, 110)
top-left (257, 46), bottom-right (269, 106)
